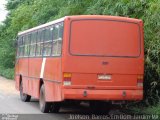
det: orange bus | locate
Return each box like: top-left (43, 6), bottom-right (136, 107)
top-left (15, 15), bottom-right (144, 113)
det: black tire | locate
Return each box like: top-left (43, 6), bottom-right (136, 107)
top-left (20, 81), bottom-right (31, 102)
top-left (39, 84), bottom-right (51, 113)
top-left (90, 101), bottom-right (110, 113)
top-left (90, 101), bottom-right (98, 112)
top-left (50, 102), bottom-right (61, 113)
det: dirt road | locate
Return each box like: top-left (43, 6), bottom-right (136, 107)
top-left (0, 76), bottom-right (42, 114)
top-left (0, 76), bottom-right (124, 120)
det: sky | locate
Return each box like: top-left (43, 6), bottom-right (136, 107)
top-left (0, 0), bottom-right (8, 23)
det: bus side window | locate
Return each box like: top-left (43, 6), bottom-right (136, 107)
top-left (57, 23), bottom-right (63, 55)
top-left (43, 26), bottom-right (53, 56)
top-left (30, 32), bottom-right (37, 57)
top-left (19, 36), bottom-right (24, 57)
top-left (36, 30), bottom-right (43, 56)
top-left (17, 36), bottom-right (21, 57)
top-left (52, 22), bottom-right (63, 56)
top-left (23, 35), bottom-right (30, 57)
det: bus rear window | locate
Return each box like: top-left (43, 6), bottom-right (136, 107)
top-left (69, 20), bottom-right (140, 57)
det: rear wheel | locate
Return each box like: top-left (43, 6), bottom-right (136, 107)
top-left (50, 102), bottom-right (61, 113)
top-left (39, 84), bottom-right (51, 113)
top-left (20, 81), bottom-right (31, 102)
top-left (90, 101), bottom-right (111, 113)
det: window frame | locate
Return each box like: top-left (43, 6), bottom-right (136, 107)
top-left (51, 22), bottom-right (64, 57)
top-left (43, 26), bottom-right (54, 57)
top-left (23, 34), bottom-right (31, 57)
top-left (29, 31), bottom-right (38, 57)
top-left (69, 19), bottom-right (141, 58)
top-left (17, 36), bottom-right (25, 58)
top-left (17, 21), bottom-right (64, 58)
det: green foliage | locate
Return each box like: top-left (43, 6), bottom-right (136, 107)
top-left (143, 104), bottom-right (160, 114)
top-left (128, 103), bottom-right (160, 114)
top-left (0, 66), bottom-right (14, 79)
top-left (0, 0), bottom-right (160, 105)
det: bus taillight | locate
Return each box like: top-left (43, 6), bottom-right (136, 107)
top-left (137, 75), bottom-right (143, 87)
top-left (63, 73), bottom-right (72, 86)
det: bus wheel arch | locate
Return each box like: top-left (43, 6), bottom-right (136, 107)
top-left (39, 83), bottom-right (51, 113)
top-left (40, 78), bottom-right (44, 89)
top-left (19, 74), bottom-right (22, 90)
top-left (19, 75), bottom-right (31, 102)
top-left (39, 79), bottom-right (61, 113)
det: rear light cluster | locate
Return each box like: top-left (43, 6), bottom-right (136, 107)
top-left (137, 75), bottom-right (143, 87)
top-left (63, 73), bottom-right (72, 86)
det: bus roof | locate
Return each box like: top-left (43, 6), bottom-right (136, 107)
top-left (18, 15), bottom-right (142, 36)
top-left (18, 17), bottom-right (66, 36)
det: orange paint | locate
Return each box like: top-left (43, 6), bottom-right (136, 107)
top-left (15, 15), bottom-right (144, 103)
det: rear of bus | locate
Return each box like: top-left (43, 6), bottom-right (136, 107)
top-left (62, 16), bottom-right (144, 102)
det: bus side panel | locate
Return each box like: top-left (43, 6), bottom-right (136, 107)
top-left (15, 75), bottom-right (20, 91)
top-left (43, 58), bottom-right (62, 102)
top-left (15, 58), bottom-right (20, 91)
top-left (18, 58), bottom-right (29, 94)
top-left (44, 81), bottom-right (62, 102)
top-left (28, 58), bottom-right (42, 98)
top-left (28, 78), bottom-right (40, 98)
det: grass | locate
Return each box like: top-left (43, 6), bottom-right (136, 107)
top-left (127, 103), bottom-right (160, 114)
top-left (142, 104), bottom-right (160, 114)
top-left (0, 66), bottom-right (14, 79)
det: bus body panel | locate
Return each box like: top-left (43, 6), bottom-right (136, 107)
top-left (18, 58), bottom-right (29, 77)
top-left (43, 58), bottom-right (62, 101)
top-left (61, 16), bottom-right (144, 100)
top-left (28, 58), bottom-right (42, 98)
top-left (44, 81), bottom-right (62, 101)
top-left (26, 57), bottom-right (63, 101)
top-left (28, 77), bottom-right (40, 98)
top-left (15, 57), bottom-right (63, 101)
top-left (18, 58), bottom-right (29, 94)
top-left (15, 58), bottom-right (20, 91)
top-left (15, 15), bottom-right (144, 103)
top-left (63, 89), bottom-right (143, 100)
top-left (62, 57), bottom-right (144, 88)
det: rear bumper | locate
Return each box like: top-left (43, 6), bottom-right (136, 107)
top-left (63, 89), bottom-right (143, 101)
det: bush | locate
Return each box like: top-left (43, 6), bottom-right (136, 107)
top-left (0, 0), bottom-right (160, 105)
top-left (0, 66), bottom-right (14, 79)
